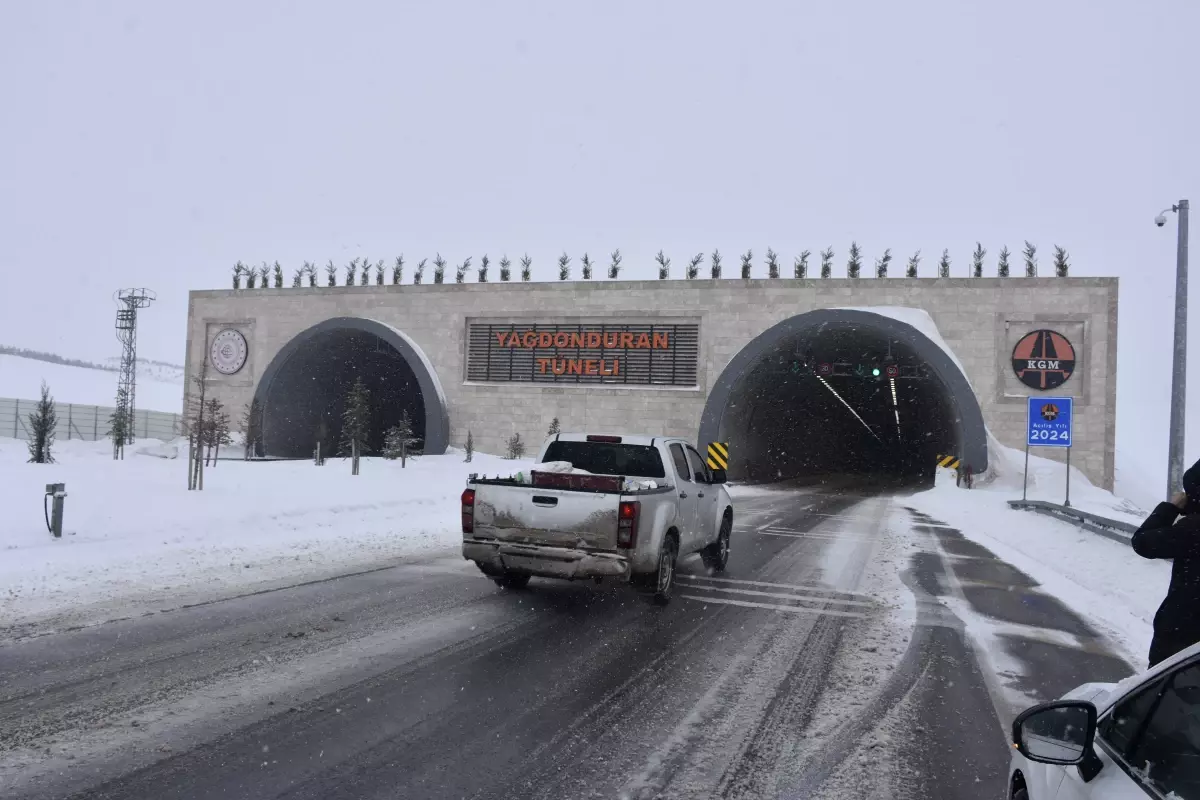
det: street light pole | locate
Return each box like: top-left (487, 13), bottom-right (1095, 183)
top-left (1166, 199), bottom-right (1190, 498)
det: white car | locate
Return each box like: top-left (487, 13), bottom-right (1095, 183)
top-left (1009, 640), bottom-right (1200, 799)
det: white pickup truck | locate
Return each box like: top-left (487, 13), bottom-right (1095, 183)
top-left (461, 433), bottom-right (735, 604)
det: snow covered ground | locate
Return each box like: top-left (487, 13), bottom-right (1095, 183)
top-left (0, 353), bottom-right (183, 412)
top-left (0, 437), bottom-right (533, 637)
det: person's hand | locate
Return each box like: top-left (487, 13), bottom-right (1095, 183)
top-left (1172, 491), bottom-right (1189, 510)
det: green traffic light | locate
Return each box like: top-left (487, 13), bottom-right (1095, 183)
top-left (872, 367), bottom-right (881, 377)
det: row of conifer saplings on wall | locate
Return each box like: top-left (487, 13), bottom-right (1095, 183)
top-left (229, 241), bottom-right (1073, 289)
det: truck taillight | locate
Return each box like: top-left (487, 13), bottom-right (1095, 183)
top-left (617, 501), bottom-right (640, 548)
top-left (461, 488), bottom-right (476, 534)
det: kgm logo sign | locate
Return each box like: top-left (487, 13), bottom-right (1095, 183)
top-left (1012, 329), bottom-right (1076, 390)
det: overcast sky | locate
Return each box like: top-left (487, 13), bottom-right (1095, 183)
top-left (1, 1), bottom-right (1196, 497)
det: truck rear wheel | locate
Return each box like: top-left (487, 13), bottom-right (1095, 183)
top-left (652, 536), bottom-right (678, 606)
top-left (493, 573), bottom-right (531, 590)
top-left (701, 515), bottom-right (732, 573)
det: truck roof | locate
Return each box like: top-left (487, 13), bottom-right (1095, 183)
top-left (550, 433), bottom-right (686, 447)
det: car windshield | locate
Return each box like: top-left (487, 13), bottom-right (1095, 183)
top-left (541, 441), bottom-right (666, 479)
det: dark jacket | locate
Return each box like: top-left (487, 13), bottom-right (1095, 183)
top-left (1133, 499), bottom-right (1200, 667)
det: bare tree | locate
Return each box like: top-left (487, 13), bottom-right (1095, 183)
top-left (185, 361), bottom-right (209, 490)
top-left (110, 386), bottom-right (130, 460)
top-left (240, 398), bottom-right (264, 459)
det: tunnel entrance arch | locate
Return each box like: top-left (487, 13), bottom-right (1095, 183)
top-left (253, 317), bottom-right (450, 459)
top-left (697, 309), bottom-right (987, 483)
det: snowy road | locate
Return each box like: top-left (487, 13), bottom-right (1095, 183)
top-left (0, 485), bottom-right (1133, 800)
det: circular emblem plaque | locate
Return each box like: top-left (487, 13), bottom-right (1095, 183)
top-left (1012, 329), bottom-right (1076, 390)
top-left (209, 328), bottom-right (248, 375)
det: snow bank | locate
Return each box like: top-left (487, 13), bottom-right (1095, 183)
top-left (0, 438), bottom-right (534, 634)
top-left (0, 354), bottom-right (183, 412)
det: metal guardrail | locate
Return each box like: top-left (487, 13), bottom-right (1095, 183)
top-left (0, 396), bottom-right (181, 443)
top-left (1007, 499), bottom-right (1138, 545)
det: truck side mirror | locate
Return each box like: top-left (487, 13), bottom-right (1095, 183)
top-left (710, 468), bottom-right (727, 484)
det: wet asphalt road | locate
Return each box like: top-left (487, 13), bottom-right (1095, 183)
top-left (0, 485), bottom-right (1134, 800)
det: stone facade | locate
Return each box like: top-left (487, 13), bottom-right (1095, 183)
top-left (184, 277), bottom-right (1118, 488)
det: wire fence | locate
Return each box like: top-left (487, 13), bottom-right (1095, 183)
top-left (0, 397), bottom-right (182, 443)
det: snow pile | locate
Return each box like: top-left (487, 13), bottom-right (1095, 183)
top-left (0, 438), bottom-right (535, 635)
top-left (0, 353), bottom-right (183, 412)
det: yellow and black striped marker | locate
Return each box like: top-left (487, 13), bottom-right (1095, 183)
top-left (936, 454), bottom-right (961, 470)
top-left (706, 442), bottom-right (729, 470)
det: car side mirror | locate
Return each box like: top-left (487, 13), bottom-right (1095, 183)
top-left (710, 468), bottom-right (727, 485)
top-left (1012, 700), bottom-right (1098, 766)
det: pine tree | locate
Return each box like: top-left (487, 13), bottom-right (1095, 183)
top-left (1023, 241), bottom-right (1038, 277)
top-left (938, 249), bottom-right (951, 278)
top-left (479, 254), bottom-right (490, 282)
top-left (433, 254), bottom-right (446, 284)
top-left (500, 255), bottom-right (512, 282)
top-left (233, 262), bottom-right (244, 289)
top-left (608, 249), bottom-right (621, 279)
top-left (972, 243), bottom-right (986, 278)
top-left (203, 396), bottom-right (232, 467)
top-left (740, 249), bottom-right (753, 279)
top-left (766, 248), bottom-right (780, 279)
top-left (361, 259), bottom-right (372, 286)
top-left (653, 250), bottom-right (669, 280)
top-left (340, 376), bottom-right (371, 475)
top-left (345, 258), bottom-right (358, 286)
top-left (710, 249), bottom-right (722, 279)
top-left (847, 242), bottom-right (863, 278)
top-left (306, 261), bottom-right (317, 287)
top-left (374, 259), bottom-right (385, 285)
top-left (464, 429), bottom-right (474, 462)
top-left (393, 255), bottom-right (404, 284)
top-left (241, 398), bottom-right (264, 459)
top-left (998, 246), bottom-right (1011, 278)
top-left (581, 253), bottom-right (593, 280)
top-left (795, 250), bottom-right (811, 279)
top-left (547, 417), bottom-right (560, 436)
top-left (259, 262), bottom-right (271, 289)
top-left (687, 252), bottom-right (703, 279)
top-left (558, 252), bottom-right (571, 281)
top-left (324, 260), bottom-right (336, 286)
top-left (455, 256), bottom-right (472, 284)
top-left (820, 247), bottom-right (834, 278)
top-left (1053, 245), bottom-right (1070, 277)
top-left (110, 386), bottom-right (130, 460)
top-left (875, 248), bottom-right (892, 278)
top-left (414, 258), bottom-right (426, 285)
top-left (906, 250), bottom-right (921, 278)
top-left (506, 431), bottom-right (525, 460)
top-left (273, 261), bottom-right (284, 288)
top-left (521, 254), bottom-right (532, 281)
top-left (26, 381), bottom-right (57, 464)
top-left (383, 409), bottom-right (419, 467)
top-left (246, 265), bottom-right (257, 289)
top-left (292, 266), bottom-right (305, 287)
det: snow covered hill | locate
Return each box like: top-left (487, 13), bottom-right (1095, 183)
top-left (0, 352), bottom-right (184, 413)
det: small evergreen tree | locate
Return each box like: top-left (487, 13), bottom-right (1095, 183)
top-left (795, 250), bottom-right (810, 279)
top-left (998, 246), bottom-right (1011, 277)
top-left (875, 248), bottom-right (892, 278)
top-left (246, 265), bottom-right (257, 289)
top-left (273, 261), bottom-right (284, 288)
top-left (710, 249), bottom-right (722, 279)
top-left (464, 429), bottom-right (474, 462)
top-left (292, 266), bottom-right (305, 287)
top-left (259, 262), bottom-right (271, 289)
top-left (687, 252), bottom-right (703, 279)
top-left (1023, 241), bottom-right (1038, 277)
top-left (581, 253), bottom-right (593, 280)
top-left (374, 259), bottom-right (385, 285)
top-left (938, 249), bottom-right (951, 278)
top-left (506, 431), bottom-right (525, 460)
top-left (455, 256), bottom-right (472, 284)
top-left (241, 398), bottom-right (264, 459)
top-left (654, 250), bottom-right (670, 279)
top-left (344, 258), bottom-right (357, 286)
top-left (110, 386), bottom-right (130, 460)
top-left (203, 396), bottom-right (232, 467)
top-left (433, 254), bottom-right (446, 284)
top-left (906, 250), bottom-right (921, 278)
top-left (740, 249), bottom-right (753, 279)
top-left (847, 242), bottom-right (863, 278)
top-left (25, 382), bottom-right (56, 464)
top-left (340, 376), bottom-right (371, 475)
top-left (521, 254), bottom-right (532, 281)
top-left (393, 255), bottom-right (404, 284)
top-left (820, 247), bottom-right (834, 278)
top-left (972, 243), bottom-right (986, 278)
top-left (499, 255), bottom-right (512, 282)
top-left (608, 249), bottom-right (621, 279)
top-left (414, 258), bottom-right (426, 284)
top-left (547, 417), bottom-right (560, 436)
top-left (383, 409), bottom-right (419, 467)
top-left (306, 261), bottom-right (317, 287)
top-left (325, 260), bottom-right (338, 286)
top-left (766, 248), bottom-right (780, 279)
top-left (558, 252), bottom-right (571, 280)
top-left (1053, 245), bottom-right (1070, 277)
top-left (361, 258), bottom-right (372, 286)
top-left (233, 262), bottom-right (244, 289)
top-left (479, 254), bottom-right (490, 282)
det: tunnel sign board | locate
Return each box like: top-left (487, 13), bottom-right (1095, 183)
top-left (466, 322), bottom-right (699, 386)
top-left (1026, 396), bottom-right (1073, 448)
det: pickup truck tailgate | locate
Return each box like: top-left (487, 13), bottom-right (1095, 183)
top-left (473, 485), bottom-right (620, 550)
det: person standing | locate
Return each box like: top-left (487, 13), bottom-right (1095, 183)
top-left (1132, 460), bottom-right (1200, 668)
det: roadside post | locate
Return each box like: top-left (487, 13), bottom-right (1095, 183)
top-left (1025, 397), bottom-right (1074, 506)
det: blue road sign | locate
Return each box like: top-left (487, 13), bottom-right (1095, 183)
top-left (1027, 396), bottom-right (1073, 448)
